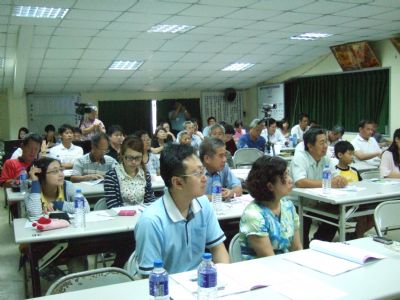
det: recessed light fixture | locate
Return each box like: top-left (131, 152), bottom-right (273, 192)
top-left (222, 63), bottom-right (255, 71)
top-left (147, 24), bottom-right (196, 34)
top-left (12, 6), bottom-right (69, 19)
top-left (290, 32), bottom-right (332, 41)
top-left (108, 60), bottom-right (144, 71)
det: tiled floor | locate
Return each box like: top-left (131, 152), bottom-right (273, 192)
top-left (0, 192), bottom-right (25, 300)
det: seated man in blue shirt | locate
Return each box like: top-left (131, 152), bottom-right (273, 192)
top-left (134, 144), bottom-right (229, 276)
top-left (200, 137), bottom-right (243, 200)
top-left (237, 118), bottom-right (266, 152)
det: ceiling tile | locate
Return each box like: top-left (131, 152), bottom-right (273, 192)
top-left (226, 8), bottom-right (281, 20)
top-left (192, 41), bottom-right (232, 53)
top-left (81, 49), bottom-right (119, 60)
top-left (150, 51), bottom-right (186, 61)
top-left (179, 52), bottom-right (215, 62)
top-left (117, 12), bottom-right (168, 24)
top-left (249, 0), bottom-right (315, 11)
top-left (306, 14), bottom-right (355, 25)
top-left (59, 19), bottom-right (108, 29)
top-left (105, 21), bottom-right (149, 32)
top-left (42, 59), bottom-right (78, 68)
top-left (45, 49), bottom-right (84, 59)
top-left (334, 4), bottom-right (392, 17)
top-left (180, 4), bottom-right (238, 18)
top-left (40, 69), bottom-right (74, 77)
top-left (54, 27), bottom-right (98, 37)
top-left (74, 0), bottom-right (135, 11)
top-left (159, 40), bottom-right (198, 51)
top-left (206, 18), bottom-right (255, 28)
top-left (49, 36), bottom-right (91, 48)
top-left (372, 9), bottom-right (400, 21)
top-left (65, 9), bottom-right (121, 21)
top-left (88, 37), bottom-right (129, 50)
top-left (295, 1), bottom-right (358, 14)
top-left (71, 69), bottom-right (105, 77)
top-left (129, 1), bottom-right (191, 14)
top-left (125, 38), bottom-right (166, 51)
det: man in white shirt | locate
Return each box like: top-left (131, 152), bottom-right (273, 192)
top-left (49, 124), bottom-right (83, 169)
top-left (261, 118), bottom-right (286, 145)
top-left (290, 113), bottom-right (310, 143)
top-left (351, 120), bottom-right (382, 167)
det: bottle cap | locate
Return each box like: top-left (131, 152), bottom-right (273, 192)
top-left (154, 259), bottom-right (164, 268)
top-left (76, 189), bottom-right (82, 193)
top-left (202, 253), bottom-right (212, 260)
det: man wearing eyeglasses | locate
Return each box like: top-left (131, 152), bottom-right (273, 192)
top-left (200, 137), bottom-right (242, 200)
top-left (71, 133), bottom-right (117, 183)
top-left (134, 144), bottom-right (229, 276)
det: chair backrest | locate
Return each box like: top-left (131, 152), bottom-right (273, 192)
top-left (46, 267), bottom-right (134, 295)
top-left (360, 170), bottom-right (381, 180)
top-left (126, 250), bottom-right (139, 277)
top-left (94, 198), bottom-right (107, 211)
top-left (374, 200), bottom-right (400, 240)
top-left (233, 148), bottom-right (264, 168)
top-left (229, 233), bottom-right (242, 263)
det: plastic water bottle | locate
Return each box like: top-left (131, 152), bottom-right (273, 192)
top-left (322, 164), bottom-right (332, 193)
top-left (73, 189), bottom-right (86, 228)
top-left (292, 134), bottom-right (297, 146)
top-left (149, 260), bottom-right (169, 300)
top-left (212, 176), bottom-right (222, 214)
top-left (197, 253), bottom-right (217, 300)
top-left (19, 168), bottom-right (29, 195)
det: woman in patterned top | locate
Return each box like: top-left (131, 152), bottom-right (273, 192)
top-left (104, 136), bottom-right (155, 208)
top-left (239, 156), bottom-right (302, 259)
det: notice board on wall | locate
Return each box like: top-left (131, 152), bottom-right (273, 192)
top-left (257, 84), bottom-right (284, 120)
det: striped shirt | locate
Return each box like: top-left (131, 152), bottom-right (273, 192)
top-left (104, 165), bottom-right (155, 208)
top-left (72, 153), bottom-right (117, 176)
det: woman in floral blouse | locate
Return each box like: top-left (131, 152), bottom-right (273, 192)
top-left (239, 156), bottom-right (302, 259)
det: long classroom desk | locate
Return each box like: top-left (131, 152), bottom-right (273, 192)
top-left (31, 237), bottom-right (400, 300)
top-left (15, 196), bottom-right (251, 298)
top-left (291, 179), bottom-right (400, 242)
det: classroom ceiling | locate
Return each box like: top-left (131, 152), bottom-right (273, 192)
top-left (0, 0), bottom-right (400, 95)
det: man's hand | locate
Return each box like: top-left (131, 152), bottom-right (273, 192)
top-left (332, 176), bottom-right (348, 188)
top-left (221, 188), bottom-right (232, 200)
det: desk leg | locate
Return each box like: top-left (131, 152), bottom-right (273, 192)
top-left (28, 244), bottom-right (42, 297)
top-left (298, 197), bottom-right (304, 245)
top-left (339, 205), bottom-right (346, 242)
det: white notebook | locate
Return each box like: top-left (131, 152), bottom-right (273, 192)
top-left (284, 240), bottom-right (386, 276)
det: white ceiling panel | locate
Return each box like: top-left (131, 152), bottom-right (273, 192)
top-left (81, 49), bottom-right (119, 60)
top-left (65, 9), bottom-right (121, 22)
top-left (129, 1), bottom-right (191, 14)
top-left (1, 1), bottom-right (400, 94)
top-left (88, 37), bottom-right (129, 50)
top-left (49, 36), bottom-right (91, 48)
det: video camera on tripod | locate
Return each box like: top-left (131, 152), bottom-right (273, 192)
top-left (74, 103), bottom-right (96, 115)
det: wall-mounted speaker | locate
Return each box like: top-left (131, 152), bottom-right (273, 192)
top-left (224, 88), bottom-right (236, 102)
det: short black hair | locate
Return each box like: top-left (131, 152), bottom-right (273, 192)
top-left (357, 120), bottom-right (374, 129)
top-left (22, 133), bottom-right (43, 147)
top-left (303, 128), bottom-right (326, 151)
top-left (266, 118), bottom-right (276, 127)
top-left (199, 137), bottom-right (225, 162)
top-left (44, 124), bottom-right (56, 133)
top-left (134, 130), bottom-right (149, 139)
top-left (298, 113), bottom-right (309, 121)
top-left (246, 156), bottom-right (288, 203)
top-left (334, 141), bottom-right (355, 159)
top-left (91, 132), bottom-right (109, 147)
top-left (224, 124), bottom-right (235, 135)
top-left (107, 124), bottom-right (123, 136)
top-left (207, 116), bottom-right (216, 124)
top-left (58, 124), bottom-right (73, 135)
top-left (234, 120), bottom-right (243, 128)
top-left (72, 127), bottom-right (82, 134)
top-left (160, 144), bottom-right (196, 188)
top-left (35, 157), bottom-right (61, 186)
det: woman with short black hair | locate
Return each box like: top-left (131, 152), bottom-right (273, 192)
top-left (239, 156), bottom-right (302, 259)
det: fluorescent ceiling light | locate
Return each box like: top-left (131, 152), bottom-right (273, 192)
top-left (108, 60), bottom-right (144, 71)
top-left (222, 63), bottom-right (255, 71)
top-left (148, 24), bottom-right (196, 33)
top-left (291, 32), bottom-right (332, 41)
top-left (12, 6), bottom-right (69, 18)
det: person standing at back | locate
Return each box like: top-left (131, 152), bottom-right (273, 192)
top-left (80, 106), bottom-right (106, 141)
top-left (168, 101), bottom-right (191, 135)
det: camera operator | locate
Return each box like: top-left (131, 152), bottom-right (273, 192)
top-left (80, 105), bottom-right (106, 141)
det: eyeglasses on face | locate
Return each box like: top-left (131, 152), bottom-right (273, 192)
top-left (180, 166), bottom-right (206, 178)
top-left (124, 155), bottom-right (143, 162)
top-left (46, 168), bottom-right (65, 175)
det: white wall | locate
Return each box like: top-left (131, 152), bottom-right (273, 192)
top-left (244, 38), bottom-right (400, 136)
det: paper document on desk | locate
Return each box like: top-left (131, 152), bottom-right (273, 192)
top-left (85, 211), bottom-right (114, 222)
top-left (304, 188), bottom-right (359, 197)
top-left (80, 178), bottom-right (104, 185)
top-left (284, 240), bottom-right (385, 276)
top-left (171, 261), bottom-right (287, 297)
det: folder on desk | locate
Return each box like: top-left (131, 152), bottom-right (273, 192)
top-left (284, 240), bottom-right (386, 276)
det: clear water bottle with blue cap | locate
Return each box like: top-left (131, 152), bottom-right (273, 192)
top-left (322, 164), bottom-right (332, 193)
top-left (74, 189), bottom-right (86, 228)
top-left (212, 175), bottom-right (222, 214)
top-left (197, 253), bottom-right (217, 300)
top-left (19, 168), bottom-right (29, 195)
top-left (149, 260), bottom-right (169, 300)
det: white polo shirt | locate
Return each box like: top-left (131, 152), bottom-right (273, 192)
top-left (290, 124), bottom-right (309, 142)
top-left (49, 143), bottom-right (83, 165)
top-left (351, 134), bottom-right (381, 166)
